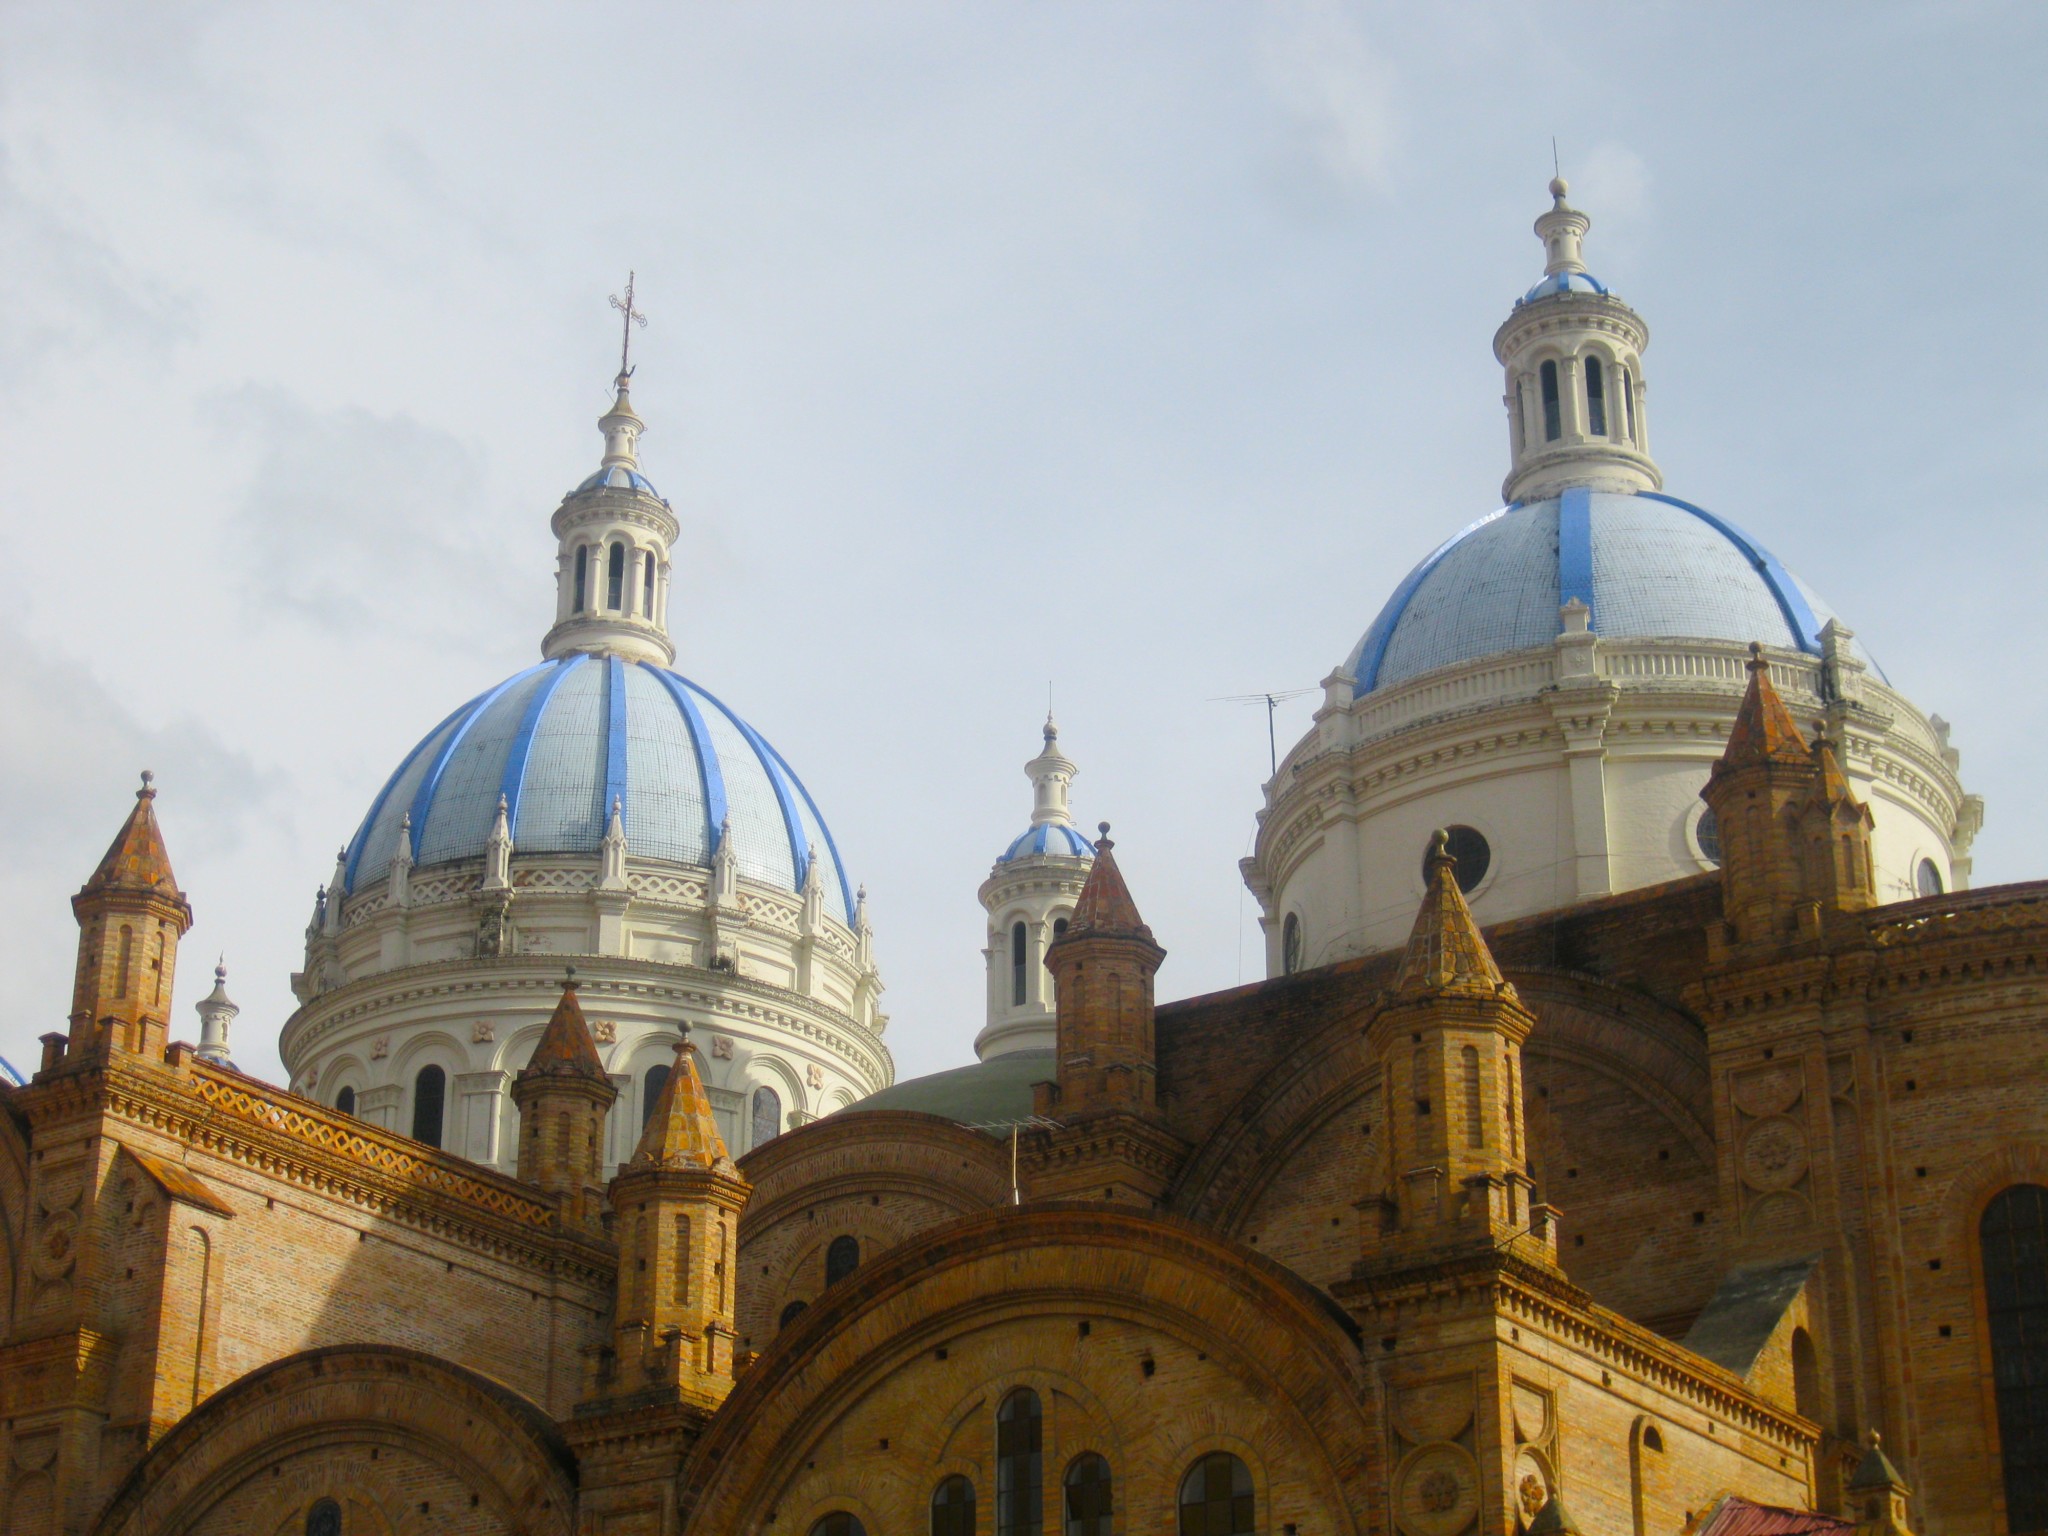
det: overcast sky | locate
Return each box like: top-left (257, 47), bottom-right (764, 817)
top-left (2, 2), bottom-right (2043, 1088)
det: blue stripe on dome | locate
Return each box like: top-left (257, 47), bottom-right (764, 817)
top-left (645, 666), bottom-right (729, 858)
top-left (690, 680), bottom-right (813, 894)
top-left (406, 664), bottom-right (550, 863)
top-left (501, 656), bottom-right (584, 837)
top-left (754, 732), bottom-right (856, 921)
top-left (1349, 506), bottom-right (1516, 695)
top-left (1558, 486), bottom-right (1595, 621)
top-left (1636, 492), bottom-right (1823, 653)
top-left (999, 822), bottom-right (1096, 862)
top-left (342, 691), bottom-right (484, 893)
top-left (603, 656), bottom-right (630, 828)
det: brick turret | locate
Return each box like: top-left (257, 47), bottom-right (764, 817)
top-left (62, 772), bottom-right (194, 1065)
top-left (1361, 830), bottom-right (1551, 1266)
top-left (510, 970), bottom-right (617, 1231)
top-left (1042, 823), bottom-right (1165, 1119)
top-left (601, 1031), bottom-right (749, 1409)
top-left (1703, 644), bottom-right (1877, 953)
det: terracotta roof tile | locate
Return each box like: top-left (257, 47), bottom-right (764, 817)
top-left (1067, 827), bottom-right (1154, 943)
top-left (82, 776), bottom-right (182, 899)
top-left (1394, 831), bottom-right (1511, 1000)
top-left (629, 1037), bottom-right (731, 1170)
top-left (1718, 645), bottom-right (1811, 771)
top-left (517, 977), bottom-right (607, 1082)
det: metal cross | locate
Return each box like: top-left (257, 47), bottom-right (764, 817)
top-left (609, 272), bottom-right (648, 378)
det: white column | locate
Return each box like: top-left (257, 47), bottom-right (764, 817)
top-left (457, 1069), bottom-right (510, 1165)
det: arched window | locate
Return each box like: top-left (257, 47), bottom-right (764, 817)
top-left (1917, 858), bottom-right (1945, 898)
top-left (752, 1085), bottom-right (782, 1150)
top-left (1178, 1453), bottom-right (1253, 1536)
top-left (779, 1299), bottom-right (808, 1329)
top-left (1540, 359), bottom-right (1562, 442)
top-left (643, 1063), bottom-right (671, 1131)
top-left (1584, 354), bottom-right (1608, 436)
top-left (997, 1388), bottom-right (1044, 1536)
top-left (809, 1516), bottom-right (866, 1536)
top-left (1984, 1184), bottom-right (2048, 1528)
top-left (573, 545), bottom-right (589, 613)
top-left (643, 551), bottom-right (657, 617)
top-left (306, 1499), bottom-right (342, 1536)
top-left (1281, 912), bottom-right (1303, 976)
top-left (826, 1235), bottom-right (860, 1286)
top-left (1513, 378), bottom-right (1527, 454)
top-left (1695, 807), bottom-right (1723, 866)
top-left (116, 924), bottom-right (134, 998)
top-left (336, 1086), bottom-right (356, 1117)
top-left (1791, 1326), bottom-right (1823, 1424)
top-left (607, 542), bottom-right (625, 610)
top-left (1621, 365), bottom-right (1638, 442)
top-left (1011, 920), bottom-right (1029, 1007)
top-left (1052, 917), bottom-right (1069, 941)
top-left (411, 1065), bottom-right (445, 1148)
top-left (932, 1475), bottom-right (976, 1536)
top-left (1064, 1454), bottom-right (1112, 1536)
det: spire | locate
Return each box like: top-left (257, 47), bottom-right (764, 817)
top-left (599, 372), bottom-right (644, 470)
top-left (1495, 177), bottom-right (1661, 502)
top-left (518, 970), bottom-right (609, 1083)
top-left (1067, 824), bottom-right (1152, 940)
top-left (1849, 1430), bottom-right (1908, 1493)
top-left (482, 794), bottom-right (513, 890)
top-left (1025, 715), bottom-right (1079, 828)
top-left (600, 796), bottom-right (629, 890)
top-left (322, 846), bottom-right (348, 936)
top-left (1848, 1429), bottom-right (1915, 1536)
top-left (193, 958), bottom-right (238, 1067)
top-left (1394, 831), bottom-right (1511, 1000)
top-left (1716, 644), bottom-right (1812, 771)
top-left (628, 1033), bottom-right (733, 1171)
top-left (82, 771), bottom-right (183, 899)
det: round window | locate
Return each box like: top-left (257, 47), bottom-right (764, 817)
top-left (1695, 807), bottom-right (1722, 867)
top-left (1426, 825), bottom-right (1491, 894)
top-left (1281, 912), bottom-right (1303, 975)
top-left (1916, 858), bottom-right (1944, 898)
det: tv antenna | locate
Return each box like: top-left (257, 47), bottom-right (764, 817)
top-left (1212, 688), bottom-right (1315, 776)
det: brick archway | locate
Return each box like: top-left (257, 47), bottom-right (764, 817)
top-left (91, 1345), bottom-right (576, 1536)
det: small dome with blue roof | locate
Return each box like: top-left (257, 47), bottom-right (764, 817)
top-left (993, 717), bottom-right (1094, 866)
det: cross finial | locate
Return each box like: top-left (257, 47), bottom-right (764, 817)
top-left (609, 271), bottom-right (648, 382)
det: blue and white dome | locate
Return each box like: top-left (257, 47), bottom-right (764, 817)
top-left (342, 653), bottom-right (852, 922)
top-left (1521, 269), bottom-right (1608, 303)
top-left (574, 464), bottom-right (666, 498)
top-left (1344, 489), bottom-right (1873, 696)
top-left (996, 822), bottom-right (1094, 863)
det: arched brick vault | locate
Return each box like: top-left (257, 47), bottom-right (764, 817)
top-left (680, 1204), bottom-right (1377, 1536)
top-left (1171, 967), bottom-right (1710, 1232)
top-left (91, 1345), bottom-right (577, 1536)
top-left (736, 1110), bottom-right (1012, 1348)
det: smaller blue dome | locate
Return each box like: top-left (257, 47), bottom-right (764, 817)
top-left (1521, 270), bottom-right (1609, 303)
top-left (575, 465), bottom-right (667, 499)
top-left (997, 823), bottom-right (1094, 864)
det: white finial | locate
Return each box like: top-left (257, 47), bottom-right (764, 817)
top-left (601, 795), bottom-right (629, 889)
top-left (194, 957), bottom-right (239, 1066)
top-left (482, 794), bottom-right (513, 890)
top-left (1025, 717), bottom-right (1079, 829)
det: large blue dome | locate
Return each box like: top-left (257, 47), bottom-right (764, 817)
top-left (1344, 489), bottom-right (1873, 697)
top-left (342, 654), bottom-right (852, 921)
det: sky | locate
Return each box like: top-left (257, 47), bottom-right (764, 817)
top-left (1, 2), bottom-right (2043, 1089)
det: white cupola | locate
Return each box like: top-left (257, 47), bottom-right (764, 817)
top-left (976, 717), bottom-right (1095, 1060)
top-left (540, 370), bottom-right (680, 667)
top-left (1494, 178), bottom-right (1662, 503)
top-left (193, 958), bottom-right (239, 1067)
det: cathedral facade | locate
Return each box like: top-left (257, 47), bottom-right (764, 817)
top-left (0, 184), bottom-right (2037, 1536)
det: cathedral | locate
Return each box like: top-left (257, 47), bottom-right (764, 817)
top-left (0, 181), bottom-right (2032, 1536)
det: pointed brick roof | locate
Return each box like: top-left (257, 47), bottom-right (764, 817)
top-left (1805, 734), bottom-right (1868, 818)
top-left (517, 973), bottom-right (607, 1083)
top-left (81, 773), bottom-right (183, 899)
top-left (1717, 644), bottom-right (1811, 771)
top-left (628, 1035), bottom-right (731, 1170)
top-left (1066, 825), bottom-right (1155, 943)
top-left (1394, 831), bottom-right (1512, 1000)
top-left (1848, 1430), bottom-right (1908, 1492)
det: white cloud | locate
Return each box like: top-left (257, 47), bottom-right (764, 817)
top-left (1261, 0), bottom-right (1402, 198)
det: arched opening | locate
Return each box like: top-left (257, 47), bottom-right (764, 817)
top-left (1011, 920), bottom-right (1028, 1007)
top-left (751, 1085), bottom-right (782, 1150)
top-left (573, 545), bottom-right (589, 613)
top-left (1642, 1426), bottom-right (1663, 1452)
top-left (1695, 807), bottom-right (1722, 866)
top-left (1622, 366), bottom-right (1638, 442)
top-left (1178, 1452), bottom-right (1254, 1536)
top-left (643, 551), bottom-right (657, 618)
top-left (607, 542), bottom-right (625, 611)
top-left (1791, 1327), bottom-right (1825, 1427)
top-left (1918, 857), bottom-right (1945, 898)
top-left (997, 1388), bottom-right (1044, 1536)
top-left (1052, 917), bottom-right (1069, 941)
top-left (1462, 1045), bottom-right (1483, 1148)
top-left (643, 1063), bottom-right (671, 1131)
top-left (1281, 912), bottom-right (1303, 976)
top-left (116, 924), bottom-right (134, 998)
top-left (1585, 355), bottom-right (1608, 436)
top-left (932, 1475), bottom-right (976, 1536)
top-left (809, 1516), bottom-right (867, 1536)
top-left (335, 1086), bottom-right (356, 1117)
top-left (779, 1299), bottom-right (807, 1329)
top-left (1984, 1184), bottom-right (2048, 1528)
top-left (1540, 360), bottom-right (1562, 442)
top-left (306, 1498), bottom-right (342, 1536)
top-left (1063, 1453), bottom-right (1112, 1536)
top-left (1513, 378), bottom-right (1527, 454)
top-left (825, 1234), bottom-right (860, 1286)
top-left (410, 1065), bottom-right (446, 1148)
